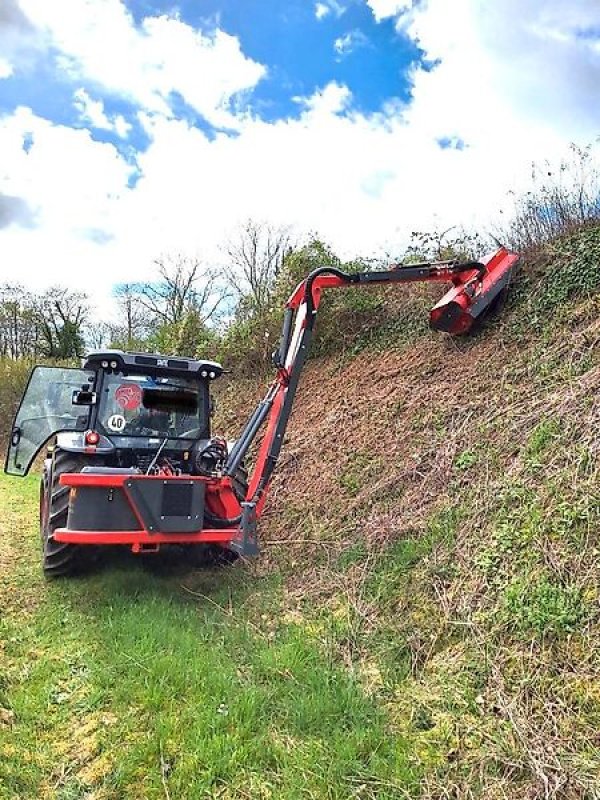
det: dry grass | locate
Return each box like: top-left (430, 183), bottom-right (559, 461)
top-left (499, 143), bottom-right (600, 255)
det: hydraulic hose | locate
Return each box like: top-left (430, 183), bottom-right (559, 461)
top-left (303, 266), bottom-right (356, 324)
top-left (203, 507), bottom-right (242, 528)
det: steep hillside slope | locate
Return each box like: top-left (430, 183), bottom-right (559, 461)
top-left (218, 228), bottom-right (600, 797)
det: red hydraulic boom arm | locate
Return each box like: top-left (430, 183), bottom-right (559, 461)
top-left (52, 246), bottom-right (518, 557)
top-left (222, 246), bottom-right (520, 555)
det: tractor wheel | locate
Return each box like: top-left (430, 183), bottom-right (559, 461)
top-left (40, 448), bottom-right (87, 579)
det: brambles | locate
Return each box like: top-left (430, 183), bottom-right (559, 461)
top-left (531, 225), bottom-right (600, 311)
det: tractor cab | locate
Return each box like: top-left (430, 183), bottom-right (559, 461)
top-left (5, 350), bottom-right (223, 477)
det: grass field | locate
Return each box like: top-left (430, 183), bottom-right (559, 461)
top-left (0, 474), bottom-right (419, 800)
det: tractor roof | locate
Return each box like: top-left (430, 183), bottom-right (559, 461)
top-left (83, 350), bottom-right (223, 380)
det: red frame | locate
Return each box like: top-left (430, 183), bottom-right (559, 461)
top-left (54, 472), bottom-right (242, 548)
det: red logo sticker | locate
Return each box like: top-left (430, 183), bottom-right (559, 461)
top-left (115, 383), bottom-right (142, 411)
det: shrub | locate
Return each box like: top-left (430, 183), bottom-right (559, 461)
top-left (500, 142), bottom-right (600, 253)
top-left (502, 575), bottom-right (586, 638)
top-left (531, 225), bottom-right (600, 312)
top-left (218, 238), bottom-right (388, 373)
top-left (0, 357), bottom-right (36, 444)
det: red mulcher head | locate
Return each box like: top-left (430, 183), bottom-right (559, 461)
top-left (429, 247), bottom-right (520, 334)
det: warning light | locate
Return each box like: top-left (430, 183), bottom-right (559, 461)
top-left (85, 430), bottom-right (100, 446)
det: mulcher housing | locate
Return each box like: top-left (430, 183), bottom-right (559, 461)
top-left (5, 247), bottom-right (519, 571)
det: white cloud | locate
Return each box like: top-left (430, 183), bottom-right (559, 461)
top-left (0, 58), bottom-right (13, 79)
top-left (0, 0), bottom-right (40, 77)
top-left (18, 0), bottom-right (266, 128)
top-left (294, 81), bottom-right (352, 115)
top-left (0, 106), bottom-right (133, 228)
top-left (0, 106), bottom-right (137, 311)
top-left (73, 88), bottom-right (131, 138)
top-left (315, 0), bottom-right (346, 20)
top-left (334, 30), bottom-right (368, 58)
top-left (0, 192), bottom-right (35, 228)
top-left (365, 0), bottom-right (412, 22)
top-left (385, 0), bottom-right (600, 142)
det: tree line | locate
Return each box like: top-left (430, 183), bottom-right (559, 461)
top-left (3, 144), bottom-right (599, 365)
top-left (0, 284), bottom-right (87, 360)
top-left (0, 220), bottom-right (485, 370)
top-left (0, 221), bottom-right (296, 363)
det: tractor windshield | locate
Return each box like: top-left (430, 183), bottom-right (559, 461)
top-left (97, 373), bottom-right (207, 439)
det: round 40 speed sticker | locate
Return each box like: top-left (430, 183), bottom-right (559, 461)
top-left (107, 414), bottom-right (126, 432)
top-left (115, 383), bottom-right (142, 410)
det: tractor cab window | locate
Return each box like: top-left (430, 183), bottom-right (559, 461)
top-left (98, 373), bottom-right (206, 439)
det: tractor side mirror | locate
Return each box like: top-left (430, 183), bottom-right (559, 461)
top-left (72, 389), bottom-right (96, 406)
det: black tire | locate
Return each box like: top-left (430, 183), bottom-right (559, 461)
top-left (40, 448), bottom-right (87, 578)
top-left (191, 544), bottom-right (240, 568)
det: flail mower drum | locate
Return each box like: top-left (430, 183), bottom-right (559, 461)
top-left (428, 247), bottom-right (517, 334)
top-left (5, 246), bottom-right (519, 577)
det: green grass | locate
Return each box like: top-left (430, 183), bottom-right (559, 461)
top-left (0, 474), bottom-right (420, 800)
top-left (501, 574), bottom-right (586, 638)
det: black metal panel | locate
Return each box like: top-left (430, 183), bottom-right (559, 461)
top-left (429, 300), bottom-right (463, 332)
top-left (84, 349), bottom-right (223, 379)
top-left (67, 486), bottom-right (142, 531)
top-left (125, 477), bottom-right (205, 533)
top-left (162, 483), bottom-right (193, 517)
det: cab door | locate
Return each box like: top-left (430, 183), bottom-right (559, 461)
top-left (5, 366), bottom-right (96, 476)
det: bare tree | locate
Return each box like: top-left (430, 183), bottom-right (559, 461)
top-left (111, 282), bottom-right (151, 350)
top-left (34, 287), bottom-right (88, 359)
top-left (0, 284), bottom-right (39, 358)
top-left (136, 255), bottom-right (228, 326)
top-left (86, 320), bottom-right (113, 350)
top-left (223, 220), bottom-right (293, 315)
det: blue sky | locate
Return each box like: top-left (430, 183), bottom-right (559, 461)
top-left (0, 0), bottom-right (599, 317)
top-left (0, 0), bottom-right (424, 152)
top-left (172, 0), bottom-right (424, 119)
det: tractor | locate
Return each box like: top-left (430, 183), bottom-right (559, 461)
top-left (5, 247), bottom-right (519, 577)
